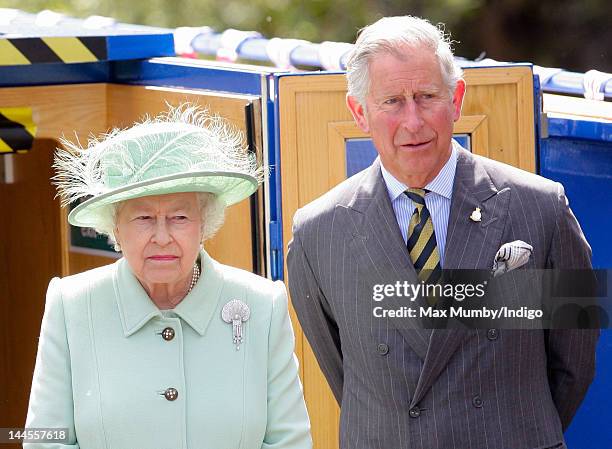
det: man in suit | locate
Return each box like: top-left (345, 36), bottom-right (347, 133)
top-left (287, 15), bottom-right (598, 449)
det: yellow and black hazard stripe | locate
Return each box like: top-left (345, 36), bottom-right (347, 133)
top-left (0, 36), bottom-right (107, 66)
top-left (0, 108), bottom-right (37, 153)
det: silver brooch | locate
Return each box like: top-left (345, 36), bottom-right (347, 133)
top-left (221, 300), bottom-right (250, 350)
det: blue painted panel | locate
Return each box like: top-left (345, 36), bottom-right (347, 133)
top-left (269, 75), bottom-right (284, 280)
top-left (345, 139), bottom-right (378, 177)
top-left (344, 136), bottom-right (472, 178)
top-left (540, 133), bottom-right (612, 448)
top-left (453, 134), bottom-right (470, 150)
top-left (533, 74), bottom-right (543, 173)
top-left (565, 331), bottom-right (612, 448)
top-left (112, 58), bottom-right (264, 95)
top-left (548, 116), bottom-right (612, 142)
top-left (106, 34), bottom-right (174, 60)
top-left (0, 61), bottom-right (111, 87)
top-left (540, 138), bottom-right (612, 268)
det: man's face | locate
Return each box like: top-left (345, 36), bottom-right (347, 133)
top-left (347, 45), bottom-right (465, 187)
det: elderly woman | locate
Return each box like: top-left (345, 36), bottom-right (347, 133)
top-left (25, 107), bottom-right (311, 449)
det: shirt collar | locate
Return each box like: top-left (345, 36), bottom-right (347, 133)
top-left (380, 141), bottom-right (457, 202)
top-left (115, 249), bottom-right (224, 337)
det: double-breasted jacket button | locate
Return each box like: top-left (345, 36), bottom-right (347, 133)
top-left (161, 327), bottom-right (175, 341)
top-left (472, 395), bottom-right (484, 408)
top-left (164, 387), bottom-right (178, 401)
top-left (409, 406), bottom-right (421, 418)
top-left (377, 343), bottom-right (389, 355)
top-left (487, 328), bottom-right (499, 341)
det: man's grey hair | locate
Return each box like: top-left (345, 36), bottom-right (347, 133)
top-left (346, 16), bottom-right (464, 107)
top-left (94, 192), bottom-right (225, 252)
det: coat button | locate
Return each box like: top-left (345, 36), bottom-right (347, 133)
top-left (161, 327), bottom-right (175, 341)
top-left (409, 406), bottom-right (421, 418)
top-left (164, 388), bottom-right (178, 401)
top-left (377, 343), bottom-right (389, 355)
top-left (487, 329), bottom-right (499, 341)
top-left (472, 395), bottom-right (483, 408)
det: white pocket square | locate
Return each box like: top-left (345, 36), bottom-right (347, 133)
top-left (492, 240), bottom-right (533, 278)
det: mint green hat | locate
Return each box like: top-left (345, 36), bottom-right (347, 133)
top-left (53, 106), bottom-right (262, 228)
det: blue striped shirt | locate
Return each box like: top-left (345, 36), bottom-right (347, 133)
top-left (380, 142), bottom-right (457, 267)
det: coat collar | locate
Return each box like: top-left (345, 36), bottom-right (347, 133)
top-left (115, 249), bottom-right (224, 337)
top-left (443, 143), bottom-right (509, 269)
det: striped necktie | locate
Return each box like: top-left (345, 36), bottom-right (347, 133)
top-left (405, 188), bottom-right (442, 284)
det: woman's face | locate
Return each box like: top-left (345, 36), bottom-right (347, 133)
top-left (114, 192), bottom-right (203, 292)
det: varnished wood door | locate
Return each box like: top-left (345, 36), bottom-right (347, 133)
top-left (278, 66), bottom-right (536, 448)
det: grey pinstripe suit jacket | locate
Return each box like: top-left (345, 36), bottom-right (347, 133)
top-left (287, 147), bottom-right (598, 449)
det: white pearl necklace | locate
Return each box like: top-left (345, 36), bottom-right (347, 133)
top-left (187, 261), bottom-right (200, 294)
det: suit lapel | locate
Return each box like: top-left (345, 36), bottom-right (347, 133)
top-left (444, 147), bottom-right (510, 270)
top-left (342, 159), bottom-right (432, 360)
top-left (411, 146), bottom-right (512, 406)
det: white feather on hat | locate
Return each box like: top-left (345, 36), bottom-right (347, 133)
top-left (52, 104), bottom-right (263, 228)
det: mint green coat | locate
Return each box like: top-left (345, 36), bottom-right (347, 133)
top-left (25, 250), bottom-right (311, 449)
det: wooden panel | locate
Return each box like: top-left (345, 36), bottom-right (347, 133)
top-left (68, 251), bottom-right (117, 273)
top-left (463, 66), bottom-right (535, 171)
top-left (0, 187), bottom-right (7, 429)
top-left (279, 75), bottom-right (350, 449)
top-left (0, 83), bottom-right (109, 277)
top-left (0, 140), bottom-right (63, 437)
top-left (279, 66), bottom-right (536, 449)
top-left (328, 120), bottom-right (366, 187)
top-left (0, 85), bottom-right (106, 444)
top-left (455, 115), bottom-right (490, 156)
top-left (0, 84), bottom-right (108, 141)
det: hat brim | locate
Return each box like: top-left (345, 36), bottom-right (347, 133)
top-left (68, 170), bottom-right (258, 227)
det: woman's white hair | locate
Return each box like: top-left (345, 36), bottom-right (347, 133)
top-left (346, 16), bottom-right (463, 107)
top-left (95, 192), bottom-right (225, 252)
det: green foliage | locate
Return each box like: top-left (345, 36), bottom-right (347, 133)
top-left (4, 0), bottom-right (610, 72)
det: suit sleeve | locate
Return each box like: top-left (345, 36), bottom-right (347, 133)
top-left (263, 281), bottom-right (312, 449)
top-left (24, 278), bottom-right (79, 448)
top-left (287, 219), bottom-right (344, 404)
top-left (545, 183), bottom-right (599, 431)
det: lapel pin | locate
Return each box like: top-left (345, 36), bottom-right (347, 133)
top-left (470, 207), bottom-right (482, 222)
top-left (221, 299), bottom-right (250, 350)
